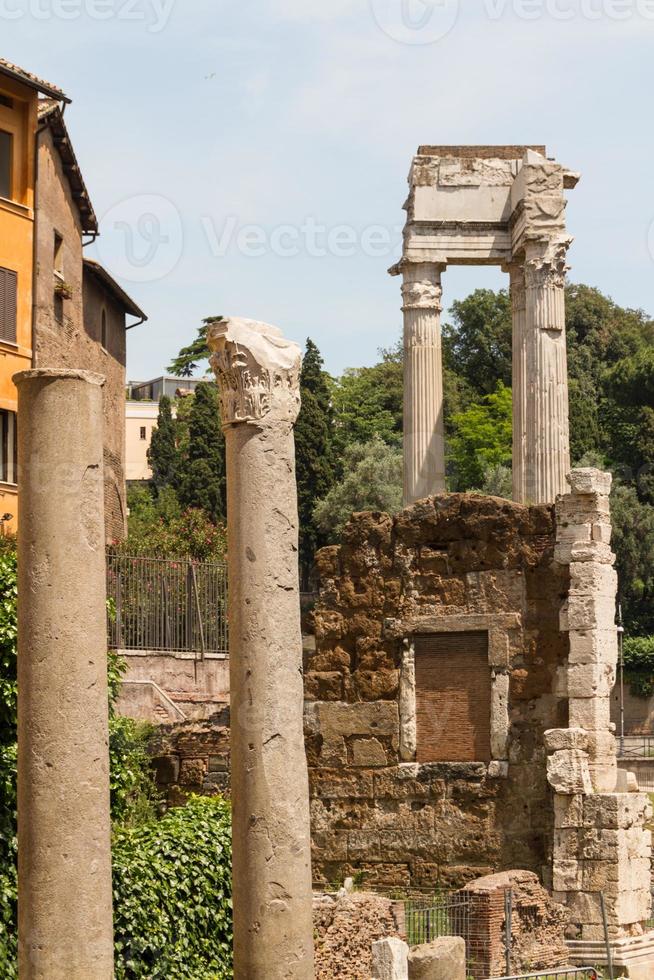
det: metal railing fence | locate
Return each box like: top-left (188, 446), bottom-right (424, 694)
top-left (492, 971), bottom-right (601, 980)
top-left (618, 735), bottom-right (654, 759)
top-left (107, 554), bottom-right (228, 656)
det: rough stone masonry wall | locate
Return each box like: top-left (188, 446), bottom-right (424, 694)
top-left (306, 494), bottom-right (569, 892)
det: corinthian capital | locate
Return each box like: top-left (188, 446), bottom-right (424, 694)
top-left (401, 278), bottom-right (443, 313)
top-left (208, 317), bottom-right (302, 428)
top-left (525, 237), bottom-right (572, 291)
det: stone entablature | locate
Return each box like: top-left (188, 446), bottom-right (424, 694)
top-left (392, 145), bottom-right (579, 507)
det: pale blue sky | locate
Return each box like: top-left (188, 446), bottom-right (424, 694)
top-left (5, 0), bottom-right (654, 380)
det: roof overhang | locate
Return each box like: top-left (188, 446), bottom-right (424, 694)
top-left (83, 259), bottom-right (147, 324)
top-left (0, 58), bottom-right (70, 103)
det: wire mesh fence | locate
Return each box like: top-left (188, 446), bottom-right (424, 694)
top-left (405, 891), bottom-right (498, 980)
top-left (107, 554), bottom-right (228, 655)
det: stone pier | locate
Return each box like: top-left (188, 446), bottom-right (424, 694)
top-left (209, 318), bottom-right (314, 979)
top-left (15, 369), bottom-right (114, 979)
top-left (391, 145), bottom-right (578, 505)
top-left (548, 469), bottom-right (654, 974)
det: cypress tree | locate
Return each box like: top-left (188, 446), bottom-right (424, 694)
top-left (178, 382), bottom-right (226, 522)
top-left (294, 338), bottom-right (335, 588)
top-left (147, 395), bottom-right (178, 493)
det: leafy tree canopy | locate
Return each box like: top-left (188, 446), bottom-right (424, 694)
top-left (167, 316), bottom-right (222, 378)
top-left (314, 436), bottom-right (403, 539)
top-left (447, 382), bottom-right (513, 492)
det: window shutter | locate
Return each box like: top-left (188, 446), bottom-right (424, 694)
top-left (0, 267), bottom-right (17, 344)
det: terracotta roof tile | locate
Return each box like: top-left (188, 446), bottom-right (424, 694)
top-left (0, 58), bottom-right (70, 102)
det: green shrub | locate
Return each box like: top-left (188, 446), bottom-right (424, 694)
top-left (623, 635), bottom-right (654, 697)
top-left (112, 795), bottom-right (232, 979)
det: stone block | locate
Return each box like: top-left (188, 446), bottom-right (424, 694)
top-left (408, 937), bottom-right (466, 980)
top-left (585, 730), bottom-right (616, 761)
top-left (567, 663), bottom-right (616, 699)
top-left (351, 737), bottom-right (388, 768)
top-left (569, 562), bottom-right (618, 597)
top-left (567, 891), bottom-right (605, 925)
top-left (490, 672), bottom-right (510, 759)
top-left (552, 858), bottom-right (582, 892)
top-left (554, 828), bottom-right (580, 860)
top-left (587, 758), bottom-right (618, 794)
top-left (583, 793), bottom-right (646, 830)
top-left (487, 761), bottom-right (509, 779)
top-left (371, 937), bottom-right (409, 980)
top-left (544, 728), bottom-right (588, 753)
top-left (554, 793), bottom-right (584, 829)
top-left (567, 594), bottom-right (617, 631)
top-left (567, 468), bottom-right (612, 496)
top-left (547, 749), bottom-right (593, 795)
top-left (568, 628), bottom-right (618, 665)
top-left (615, 889), bottom-right (652, 926)
top-left (569, 697), bottom-right (611, 732)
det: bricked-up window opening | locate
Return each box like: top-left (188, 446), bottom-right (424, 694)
top-left (0, 267), bottom-right (17, 344)
top-left (0, 130), bottom-right (12, 199)
top-left (414, 631), bottom-right (491, 763)
top-left (0, 410), bottom-right (17, 485)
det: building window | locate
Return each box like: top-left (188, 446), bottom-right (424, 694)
top-left (0, 267), bottom-right (17, 344)
top-left (414, 631), bottom-right (491, 764)
top-left (0, 410), bottom-right (17, 485)
top-left (0, 130), bottom-right (12, 200)
top-left (54, 232), bottom-right (64, 279)
top-left (101, 309), bottom-right (108, 349)
top-left (140, 426), bottom-right (147, 440)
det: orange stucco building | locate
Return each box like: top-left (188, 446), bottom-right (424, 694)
top-left (0, 62), bottom-right (64, 529)
top-left (0, 59), bottom-right (146, 540)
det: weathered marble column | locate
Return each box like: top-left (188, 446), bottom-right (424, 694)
top-left (209, 319), bottom-right (314, 979)
top-left (398, 260), bottom-right (446, 505)
top-left (15, 369), bottom-right (113, 979)
top-left (512, 239), bottom-right (571, 504)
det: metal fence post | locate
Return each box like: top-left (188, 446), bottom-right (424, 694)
top-left (600, 892), bottom-right (614, 980)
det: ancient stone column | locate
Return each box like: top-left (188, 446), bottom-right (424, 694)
top-left (399, 260), bottom-right (446, 506)
top-left (15, 369), bottom-right (114, 979)
top-left (209, 318), bottom-right (314, 979)
top-left (512, 239), bottom-right (571, 504)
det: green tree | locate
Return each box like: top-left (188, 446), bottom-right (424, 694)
top-left (178, 382), bottom-right (226, 523)
top-left (443, 288), bottom-right (513, 396)
top-left (611, 484), bottom-right (654, 636)
top-left (147, 396), bottom-right (178, 493)
top-left (294, 339), bottom-right (336, 587)
top-left (447, 382), bottom-right (513, 492)
top-left (167, 316), bottom-right (222, 377)
top-left (330, 343), bottom-right (403, 456)
top-left (314, 436), bottom-right (403, 539)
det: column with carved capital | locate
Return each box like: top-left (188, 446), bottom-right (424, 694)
top-left (208, 318), bottom-right (314, 980)
top-left (514, 239), bottom-right (572, 504)
top-left (400, 261), bottom-right (446, 505)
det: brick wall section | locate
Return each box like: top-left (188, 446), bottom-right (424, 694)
top-left (34, 127), bottom-right (127, 542)
top-left (306, 494), bottom-right (569, 892)
top-left (148, 717), bottom-right (231, 806)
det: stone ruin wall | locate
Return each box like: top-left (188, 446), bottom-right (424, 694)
top-left (305, 493), bottom-right (569, 893)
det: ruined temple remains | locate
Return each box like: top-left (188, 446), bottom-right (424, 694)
top-left (16, 369), bottom-right (114, 979)
top-left (391, 146), bottom-right (578, 506)
top-left (306, 469), bottom-right (654, 974)
top-left (209, 318), bottom-right (314, 979)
